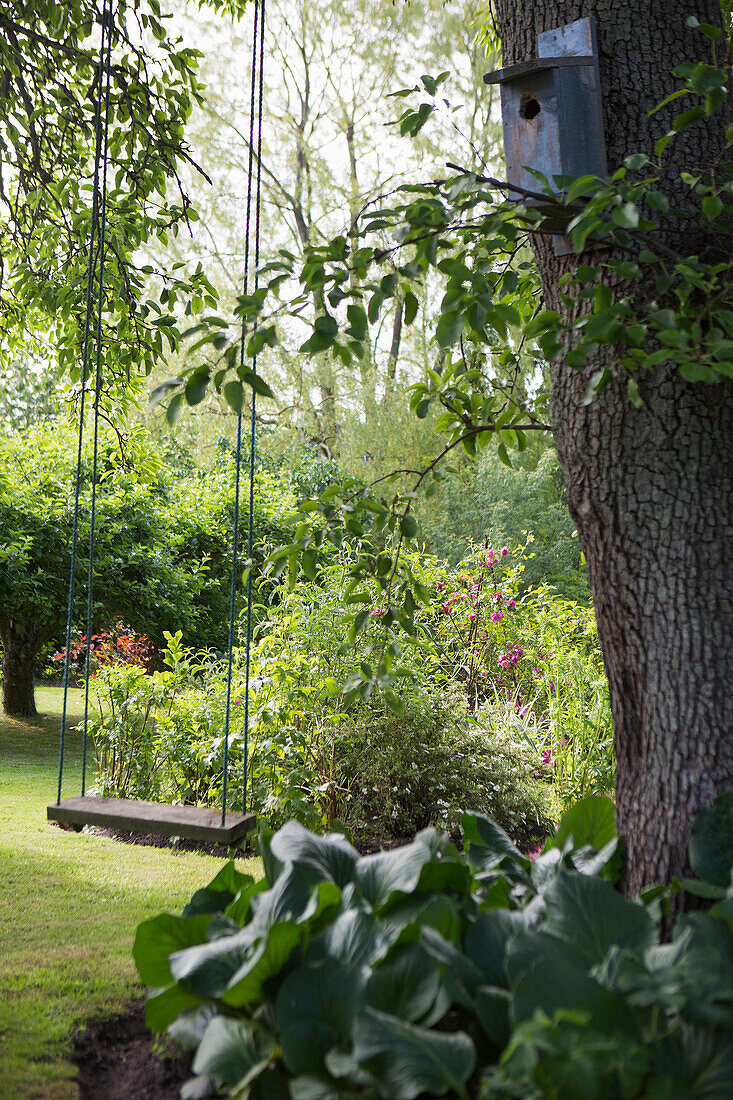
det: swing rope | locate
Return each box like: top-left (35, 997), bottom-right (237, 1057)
top-left (55, 0), bottom-right (265, 832)
top-left (57, 0), bottom-right (113, 805)
top-left (81, 5), bottom-right (114, 796)
top-left (222, 0), bottom-right (265, 824)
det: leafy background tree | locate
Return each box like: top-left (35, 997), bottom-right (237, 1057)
top-left (0, 422), bottom-right (294, 716)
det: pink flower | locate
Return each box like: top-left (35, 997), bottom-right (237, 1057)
top-left (491, 611), bottom-right (503, 623)
top-left (469, 612), bottom-right (476, 621)
top-left (507, 598), bottom-right (516, 610)
top-left (436, 580), bottom-right (444, 592)
top-left (501, 546), bottom-right (509, 557)
top-left (370, 608), bottom-right (385, 617)
top-left (493, 591), bottom-right (503, 602)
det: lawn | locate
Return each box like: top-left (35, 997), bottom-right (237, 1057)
top-left (0, 685), bottom-right (260, 1100)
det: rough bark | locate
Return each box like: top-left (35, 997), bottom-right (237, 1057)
top-left (0, 617), bottom-right (54, 717)
top-left (493, 0), bottom-right (733, 893)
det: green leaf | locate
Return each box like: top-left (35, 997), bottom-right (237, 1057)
top-left (222, 920), bottom-right (303, 1007)
top-left (134, 913), bottom-right (212, 986)
top-left (464, 910), bottom-right (524, 987)
top-left (400, 514), bottom-right (418, 539)
top-left (144, 982), bottom-right (204, 1033)
top-left (366, 944), bottom-right (441, 1022)
top-left (624, 154), bottom-right (650, 171)
top-left (355, 841), bottom-right (435, 910)
top-left (673, 105), bottom-right (705, 132)
top-left (346, 304), bottom-right (368, 341)
top-left (628, 376), bottom-right (644, 408)
top-left (308, 909), bottom-right (381, 968)
top-left (224, 380), bottom-right (244, 412)
top-left (353, 1006), bottom-right (476, 1100)
top-left (185, 372), bottom-right (210, 406)
top-left (276, 959), bottom-right (366, 1076)
top-left (611, 202), bottom-right (640, 230)
top-left (506, 931), bottom-right (623, 1025)
top-left (192, 1016), bottom-right (274, 1086)
top-left (166, 392), bottom-right (184, 426)
top-left (404, 291), bottom-right (419, 325)
top-left (566, 175), bottom-right (601, 203)
top-left (542, 873), bottom-right (657, 967)
top-left (241, 369), bottom-right (275, 399)
top-left (702, 195), bottom-right (724, 221)
top-left (689, 792), bottom-right (733, 888)
top-left (269, 822), bottom-right (358, 887)
top-left (436, 310), bottom-right (464, 348)
top-left (462, 811), bottom-right (526, 865)
top-left (549, 795), bottom-right (616, 853)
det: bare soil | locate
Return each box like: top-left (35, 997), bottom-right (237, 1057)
top-left (72, 1000), bottom-right (191, 1100)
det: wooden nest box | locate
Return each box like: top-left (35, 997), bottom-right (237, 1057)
top-left (484, 18), bottom-right (607, 224)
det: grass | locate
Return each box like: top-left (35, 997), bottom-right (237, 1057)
top-left (0, 685), bottom-right (260, 1100)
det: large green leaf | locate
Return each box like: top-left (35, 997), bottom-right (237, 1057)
top-left (542, 873), bottom-right (656, 968)
top-left (182, 862), bottom-right (255, 918)
top-left (548, 795), bottom-right (616, 853)
top-left (270, 822), bottom-right (359, 887)
top-left (352, 1006), bottom-right (475, 1099)
top-left (133, 912), bottom-right (212, 986)
top-left (650, 1029), bottom-right (733, 1100)
top-left (276, 959), bottom-right (367, 1076)
top-left (222, 919), bottom-right (303, 1008)
top-left (461, 812), bottom-right (527, 870)
top-left (420, 926), bottom-right (484, 1009)
top-left (145, 982), bottom-right (204, 1033)
top-left (382, 894), bottom-right (464, 943)
top-left (475, 986), bottom-right (511, 1048)
top-left (248, 864), bottom-right (335, 937)
top-left (169, 925), bottom-right (259, 998)
top-left (290, 1078), bottom-right (375, 1100)
top-left (689, 792), bottom-right (733, 888)
top-left (366, 944), bottom-right (441, 1023)
top-left (507, 930), bottom-right (627, 1026)
top-left (307, 909), bottom-right (382, 967)
top-left (355, 842), bottom-right (435, 910)
top-left (192, 1016), bottom-right (274, 1086)
top-left (463, 910), bottom-right (524, 987)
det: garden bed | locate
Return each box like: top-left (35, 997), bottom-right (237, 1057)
top-left (73, 1000), bottom-right (190, 1100)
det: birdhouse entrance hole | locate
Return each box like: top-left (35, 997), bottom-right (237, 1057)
top-left (519, 95), bottom-right (541, 121)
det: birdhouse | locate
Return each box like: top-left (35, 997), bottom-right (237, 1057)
top-left (484, 18), bottom-right (606, 212)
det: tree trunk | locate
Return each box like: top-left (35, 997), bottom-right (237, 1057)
top-left (493, 0), bottom-right (733, 893)
top-left (0, 618), bottom-right (51, 718)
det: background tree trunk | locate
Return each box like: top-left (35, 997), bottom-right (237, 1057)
top-left (0, 619), bottom-right (51, 718)
top-left (493, 0), bottom-right (733, 893)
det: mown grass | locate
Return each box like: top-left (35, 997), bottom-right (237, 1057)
top-left (0, 685), bottom-right (260, 1100)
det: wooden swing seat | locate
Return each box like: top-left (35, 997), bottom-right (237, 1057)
top-left (47, 795), bottom-right (256, 845)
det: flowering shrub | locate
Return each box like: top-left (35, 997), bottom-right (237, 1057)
top-left (55, 620), bottom-right (156, 676)
top-left (88, 543), bottom-right (612, 833)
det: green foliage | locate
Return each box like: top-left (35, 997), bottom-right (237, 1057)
top-left (90, 541), bottom-right (608, 835)
top-left (0, 421), bottom-right (294, 710)
top-left (87, 632), bottom-right (228, 804)
top-left (134, 793), bottom-right (733, 1100)
top-left (161, 25), bottom-right (732, 703)
top-left (336, 706), bottom-right (552, 847)
top-left (0, 1), bottom-right (223, 385)
top-left (420, 448), bottom-right (589, 602)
